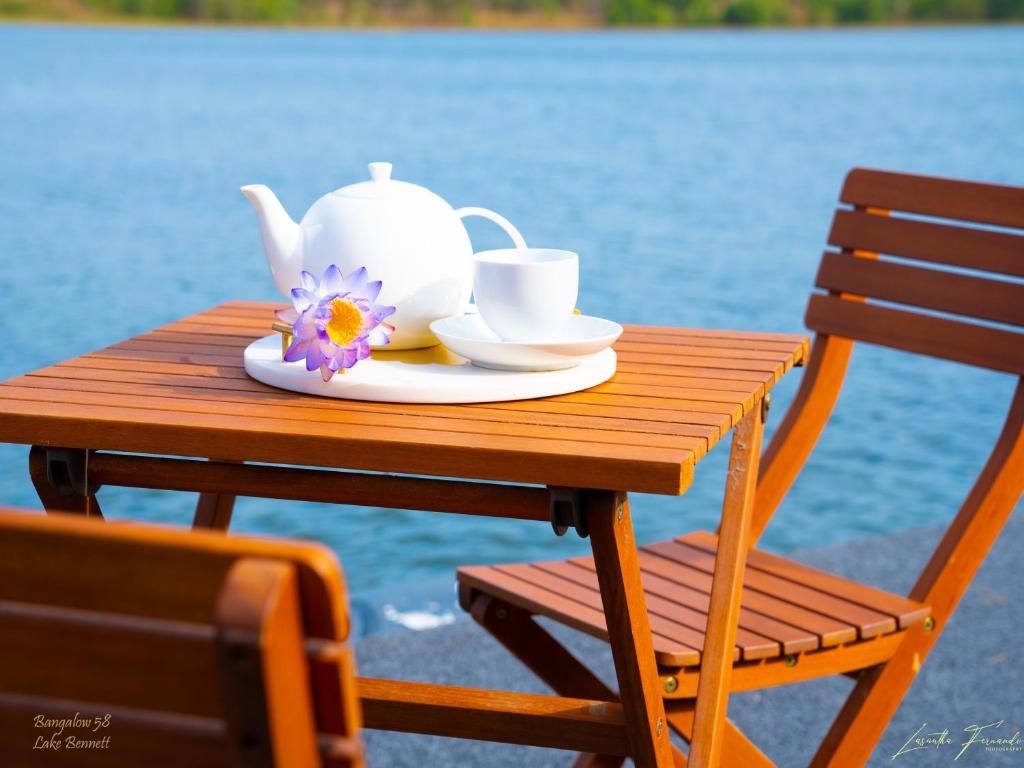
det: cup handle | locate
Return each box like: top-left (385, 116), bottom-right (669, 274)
top-left (455, 207), bottom-right (528, 250)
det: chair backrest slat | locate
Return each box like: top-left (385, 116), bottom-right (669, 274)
top-left (840, 167), bottom-right (1024, 229)
top-left (0, 692), bottom-right (230, 768)
top-left (805, 168), bottom-right (1024, 374)
top-left (815, 251), bottom-right (1024, 328)
top-left (0, 517), bottom-right (350, 638)
top-left (0, 600), bottom-right (221, 716)
top-left (0, 510), bottom-right (364, 768)
top-left (806, 294), bottom-right (1024, 376)
top-left (827, 208), bottom-right (1024, 277)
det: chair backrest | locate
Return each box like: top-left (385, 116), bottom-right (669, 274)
top-left (751, 167), bottom-right (1024, 633)
top-left (805, 168), bottom-right (1024, 373)
top-left (0, 509), bottom-right (364, 768)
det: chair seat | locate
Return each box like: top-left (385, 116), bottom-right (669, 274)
top-left (457, 530), bottom-right (931, 668)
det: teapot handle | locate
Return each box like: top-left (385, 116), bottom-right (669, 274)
top-left (455, 207), bottom-right (527, 250)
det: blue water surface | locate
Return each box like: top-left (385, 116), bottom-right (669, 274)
top-left (1, 24), bottom-right (1022, 596)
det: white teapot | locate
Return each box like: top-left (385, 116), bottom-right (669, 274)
top-left (242, 162), bottom-right (525, 350)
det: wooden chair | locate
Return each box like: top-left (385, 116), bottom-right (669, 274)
top-left (456, 169), bottom-right (1024, 767)
top-left (0, 508), bottom-right (364, 768)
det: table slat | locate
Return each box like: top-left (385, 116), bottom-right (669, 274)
top-left (0, 302), bottom-right (807, 495)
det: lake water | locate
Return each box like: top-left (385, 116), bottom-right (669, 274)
top-left (1, 25), bottom-right (1022, 606)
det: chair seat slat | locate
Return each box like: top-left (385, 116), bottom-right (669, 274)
top-left (456, 530), bottom-right (930, 672)
top-left (805, 294), bottom-right (1024, 375)
top-left (538, 559), bottom-right (805, 658)
top-left (828, 209), bottom-right (1024, 278)
top-left (644, 540), bottom-right (896, 638)
top-left (684, 531), bottom-right (931, 630)
top-left (497, 562), bottom-right (760, 660)
top-left (632, 550), bottom-right (857, 646)
top-left (457, 564), bottom-right (699, 666)
top-left (815, 251), bottom-right (1024, 328)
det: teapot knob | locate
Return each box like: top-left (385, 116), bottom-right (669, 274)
top-left (368, 162), bottom-right (393, 183)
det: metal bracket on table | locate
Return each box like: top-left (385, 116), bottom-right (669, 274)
top-left (548, 487), bottom-right (589, 538)
top-left (43, 448), bottom-right (100, 497)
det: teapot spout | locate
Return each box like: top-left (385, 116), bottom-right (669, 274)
top-left (241, 184), bottom-right (302, 298)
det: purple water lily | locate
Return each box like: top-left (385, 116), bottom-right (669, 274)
top-left (276, 265), bottom-right (396, 381)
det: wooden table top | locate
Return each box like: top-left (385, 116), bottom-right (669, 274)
top-left (0, 302), bottom-right (808, 495)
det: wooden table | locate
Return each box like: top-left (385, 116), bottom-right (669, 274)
top-left (0, 301), bottom-right (808, 767)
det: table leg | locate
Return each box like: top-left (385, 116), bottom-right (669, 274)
top-left (588, 490), bottom-right (674, 768)
top-left (688, 404), bottom-right (765, 768)
top-left (192, 459), bottom-right (238, 531)
top-left (28, 445), bottom-right (103, 518)
top-left (193, 492), bottom-right (236, 530)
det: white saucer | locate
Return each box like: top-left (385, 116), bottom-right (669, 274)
top-left (244, 335), bottom-right (617, 404)
top-left (430, 313), bottom-right (623, 372)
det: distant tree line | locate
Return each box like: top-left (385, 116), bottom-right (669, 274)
top-left (606, 0), bottom-right (1024, 23)
top-left (5, 0), bottom-right (1023, 25)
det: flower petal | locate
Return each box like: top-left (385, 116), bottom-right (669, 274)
top-left (305, 342), bottom-right (324, 372)
top-left (367, 327), bottom-right (390, 345)
top-left (283, 337), bottom-right (312, 362)
top-left (275, 307), bottom-right (299, 325)
top-left (322, 264), bottom-right (345, 294)
top-left (341, 266), bottom-right (368, 294)
top-left (358, 339), bottom-right (371, 358)
top-left (291, 287), bottom-right (317, 313)
top-left (363, 280), bottom-right (383, 301)
top-left (366, 303), bottom-right (397, 328)
top-left (299, 270), bottom-right (318, 292)
top-left (319, 363), bottom-right (334, 382)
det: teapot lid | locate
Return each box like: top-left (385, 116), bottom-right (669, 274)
top-left (331, 162), bottom-right (434, 201)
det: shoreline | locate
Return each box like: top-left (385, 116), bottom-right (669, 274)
top-left (1, 15), bottom-right (1020, 31)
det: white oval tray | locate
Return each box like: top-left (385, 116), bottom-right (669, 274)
top-left (243, 335), bottom-right (616, 404)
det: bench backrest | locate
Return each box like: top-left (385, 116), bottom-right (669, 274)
top-left (0, 509), bottom-right (363, 768)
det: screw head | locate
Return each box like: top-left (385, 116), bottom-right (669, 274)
top-left (663, 676), bottom-right (678, 694)
top-left (784, 654), bottom-right (798, 667)
top-left (495, 607), bottom-right (508, 620)
top-left (923, 616), bottom-right (935, 632)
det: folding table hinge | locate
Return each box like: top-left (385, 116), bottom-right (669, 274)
top-left (43, 447), bottom-right (99, 497)
top-left (548, 487), bottom-right (589, 538)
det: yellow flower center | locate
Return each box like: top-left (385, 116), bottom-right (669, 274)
top-left (325, 297), bottom-right (364, 347)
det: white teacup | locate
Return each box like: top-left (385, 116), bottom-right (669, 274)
top-left (473, 248), bottom-right (579, 342)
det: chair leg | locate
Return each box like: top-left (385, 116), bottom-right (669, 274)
top-left (467, 593), bottom-right (688, 768)
top-left (665, 701), bottom-right (774, 767)
top-left (467, 592), bottom-right (617, 701)
top-left (810, 625), bottom-right (931, 767)
top-left (588, 490), bottom-right (674, 768)
top-left (812, 381), bottom-right (1024, 767)
top-left (689, 405), bottom-right (765, 768)
top-left (467, 593), bottom-right (627, 768)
